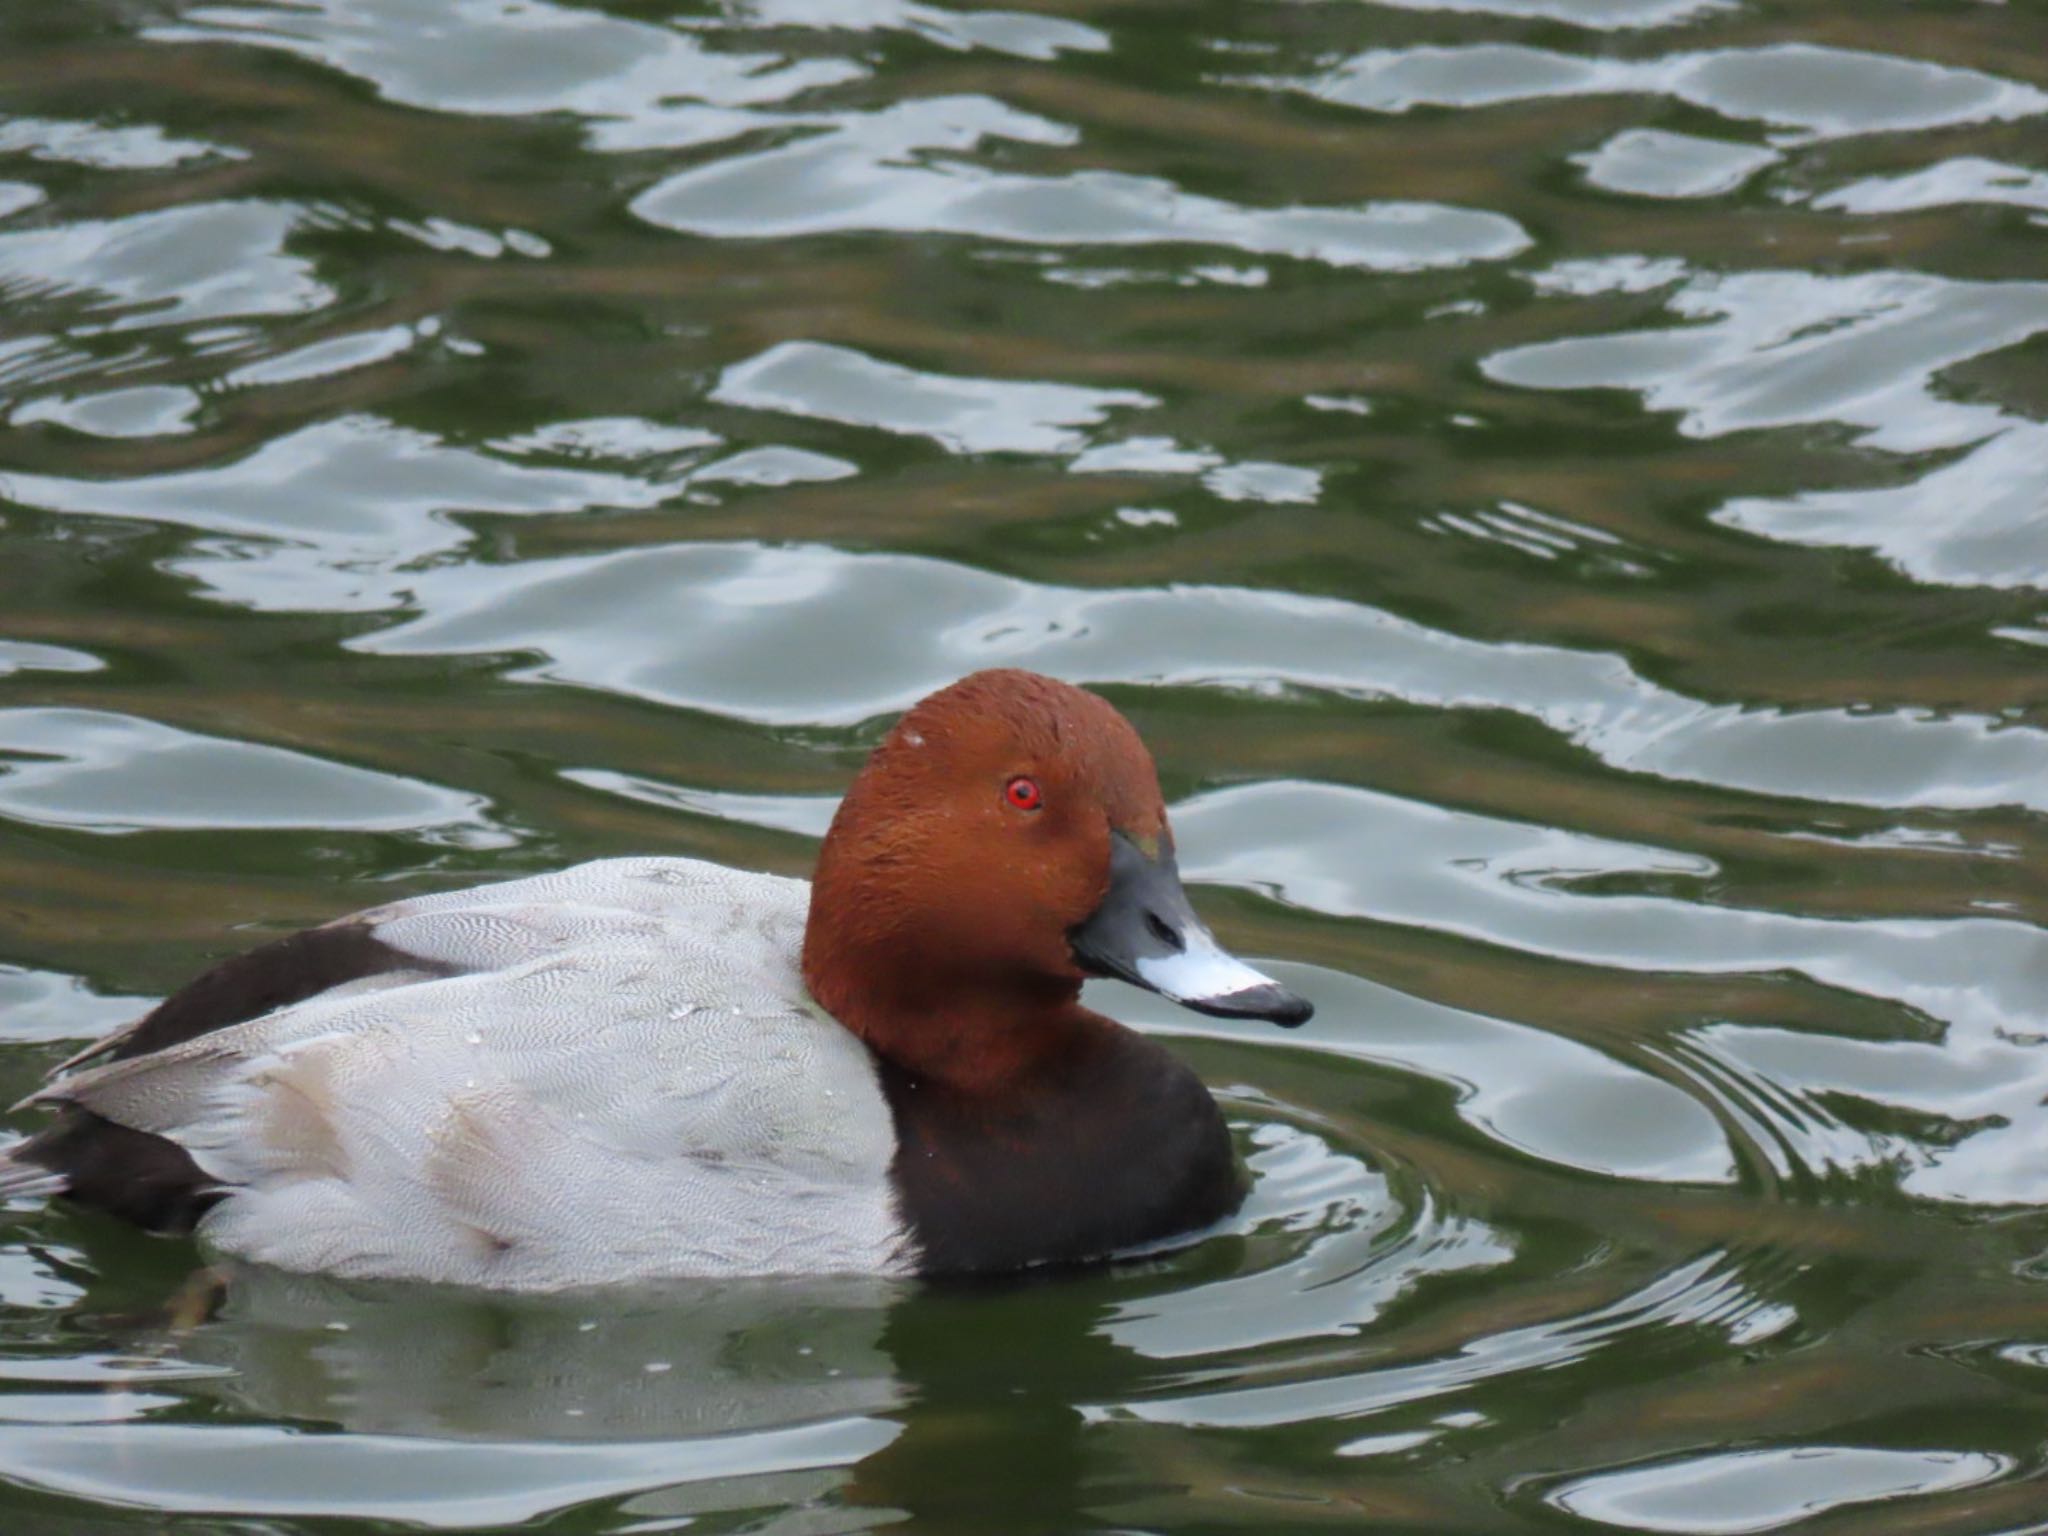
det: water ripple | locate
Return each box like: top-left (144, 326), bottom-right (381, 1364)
top-left (3, 415), bottom-right (665, 612)
top-left (0, 116), bottom-right (245, 171)
top-left (0, 202), bottom-right (328, 335)
top-left (1498, 267), bottom-right (2048, 454)
top-left (0, 966), bottom-right (146, 1047)
top-left (634, 96), bottom-right (1531, 271)
top-left (715, 340), bottom-right (1154, 456)
top-left (1356, 0), bottom-right (1729, 28)
top-left (1546, 1445), bottom-right (2014, 1533)
top-left (1281, 44), bottom-right (2048, 143)
top-left (1092, 1250), bottom-right (1779, 1429)
top-left (348, 538), bottom-right (2048, 817)
top-left (0, 1415), bottom-right (898, 1528)
top-left (0, 707), bottom-right (501, 839)
top-left (150, 0), bottom-right (857, 139)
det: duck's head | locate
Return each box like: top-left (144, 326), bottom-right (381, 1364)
top-left (803, 669), bottom-right (1310, 1086)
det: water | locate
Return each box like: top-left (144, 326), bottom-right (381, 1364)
top-left (2, 0), bottom-right (2047, 1529)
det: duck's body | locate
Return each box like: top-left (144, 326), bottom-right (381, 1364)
top-left (17, 859), bottom-right (913, 1287)
top-left (1, 671), bottom-right (1307, 1288)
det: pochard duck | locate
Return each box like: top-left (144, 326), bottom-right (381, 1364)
top-left (0, 670), bottom-right (1310, 1288)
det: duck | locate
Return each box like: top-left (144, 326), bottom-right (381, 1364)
top-left (0, 669), bottom-right (1310, 1288)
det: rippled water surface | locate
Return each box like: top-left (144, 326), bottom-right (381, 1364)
top-left (4, 0), bottom-right (2048, 1530)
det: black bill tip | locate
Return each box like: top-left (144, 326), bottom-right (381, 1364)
top-left (1179, 982), bottom-right (1314, 1028)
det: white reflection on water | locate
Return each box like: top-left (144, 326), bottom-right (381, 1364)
top-left (12, 384), bottom-right (201, 439)
top-left (636, 95), bottom-right (1531, 271)
top-left (1721, 422), bottom-right (2048, 591)
top-left (150, 0), bottom-right (858, 145)
top-left (0, 116), bottom-right (245, 171)
top-left (1139, 968), bottom-right (1736, 1187)
top-left (565, 769), bottom-right (837, 840)
top-left (0, 965), bottom-right (147, 1046)
top-left (0, 640), bottom-right (98, 679)
top-left (1496, 264), bottom-right (2048, 590)
top-left (0, 1391), bottom-right (179, 1424)
top-left (742, 0), bottom-right (1109, 61)
top-left (1547, 1444), bottom-right (2012, 1533)
top-left (224, 325), bottom-right (420, 390)
top-left (715, 340), bottom-right (1154, 456)
top-left (1497, 267), bottom-right (2048, 453)
top-left (1, 415), bottom-right (665, 612)
top-left (0, 1416), bottom-right (897, 1528)
top-left (0, 202), bottom-right (329, 333)
top-left (0, 707), bottom-right (501, 839)
top-left (1355, 0), bottom-right (1729, 28)
top-left (1280, 43), bottom-right (2047, 143)
top-left (715, 343), bottom-right (1327, 500)
top-left (1573, 129), bottom-right (1779, 199)
top-left (1815, 156), bottom-right (2048, 216)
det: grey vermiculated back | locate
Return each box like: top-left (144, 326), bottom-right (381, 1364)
top-left (28, 858), bottom-right (913, 1288)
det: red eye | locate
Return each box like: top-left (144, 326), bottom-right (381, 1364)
top-left (1005, 776), bottom-right (1043, 812)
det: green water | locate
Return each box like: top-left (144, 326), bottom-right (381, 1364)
top-left (3, 0), bottom-right (2048, 1530)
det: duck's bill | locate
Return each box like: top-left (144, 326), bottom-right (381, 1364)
top-left (1070, 831), bottom-right (1312, 1028)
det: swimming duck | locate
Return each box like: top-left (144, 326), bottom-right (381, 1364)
top-left (0, 670), bottom-right (1310, 1287)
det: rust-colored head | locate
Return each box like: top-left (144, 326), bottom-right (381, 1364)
top-left (802, 670), bottom-right (1308, 1089)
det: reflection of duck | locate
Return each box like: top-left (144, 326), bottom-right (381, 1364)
top-left (2, 670), bottom-right (1310, 1286)
top-left (0, 1263), bottom-right (911, 1530)
top-left (190, 1265), bottom-right (906, 1443)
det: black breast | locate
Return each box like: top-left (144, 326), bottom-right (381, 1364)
top-left (881, 1025), bottom-right (1245, 1275)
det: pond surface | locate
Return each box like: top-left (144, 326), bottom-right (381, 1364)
top-left (3, 0), bottom-right (2048, 1531)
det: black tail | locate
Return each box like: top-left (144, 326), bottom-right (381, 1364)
top-left (0, 1114), bottom-right (221, 1232)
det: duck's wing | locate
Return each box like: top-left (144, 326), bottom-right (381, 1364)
top-left (54, 919), bottom-right (456, 1075)
top-left (42, 854), bottom-right (819, 1071)
top-left (5, 858), bottom-right (909, 1285)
